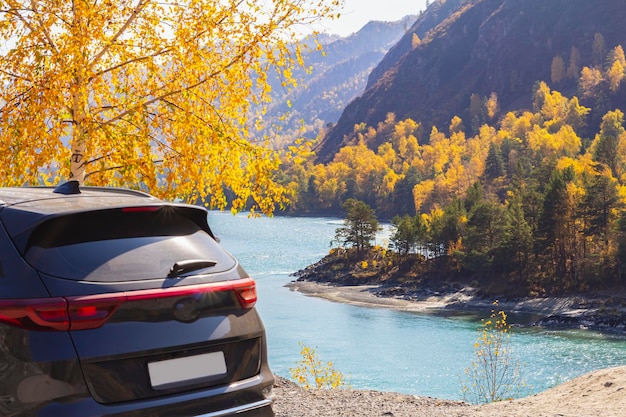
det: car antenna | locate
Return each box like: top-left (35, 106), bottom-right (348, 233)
top-left (53, 180), bottom-right (81, 195)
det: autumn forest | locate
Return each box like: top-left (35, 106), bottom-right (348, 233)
top-left (280, 40), bottom-right (626, 296)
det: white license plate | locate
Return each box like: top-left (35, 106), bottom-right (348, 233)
top-left (148, 351), bottom-right (227, 389)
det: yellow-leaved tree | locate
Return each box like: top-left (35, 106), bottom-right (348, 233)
top-left (0, 0), bottom-right (342, 214)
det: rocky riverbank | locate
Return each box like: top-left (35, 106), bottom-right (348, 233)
top-left (288, 279), bottom-right (626, 334)
top-left (290, 252), bottom-right (626, 334)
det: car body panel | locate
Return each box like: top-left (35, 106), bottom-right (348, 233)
top-left (0, 223), bottom-right (50, 299)
top-left (0, 185), bottom-right (274, 417)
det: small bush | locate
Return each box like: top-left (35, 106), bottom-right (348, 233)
top-left (290, 343), bottom-right (348, 389)
top-left (461, 302), bottom-right (525, 403)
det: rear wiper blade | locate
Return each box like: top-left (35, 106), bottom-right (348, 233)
top-left (168, 260), bottom-right (217, 278)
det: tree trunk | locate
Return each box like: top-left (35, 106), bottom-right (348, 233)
top-left (70, 77), bottom-right (87, 184)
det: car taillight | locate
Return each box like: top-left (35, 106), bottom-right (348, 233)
top-left (0, 298), bottom-right (70, 331)
top-left (235, 284), bottom-right (258, 309)
top-left (67, 295), bottom-right (126, 330)
top-left (0, 296), bottom-right (124, 331)
top-left (121, 206), bottom-right (161, 213)
top-left (121, 278), bottom-right (257, 309)
top-left (0, 278), bottom-right (257, 331)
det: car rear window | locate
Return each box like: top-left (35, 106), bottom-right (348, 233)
top-left (22, 208), bottom-right (236, 281)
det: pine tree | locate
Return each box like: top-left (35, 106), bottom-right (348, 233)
top-left (334, 199), bottom-right (381, 259)
top-left (484, 143), bottom-right (506, 180)
top-left (391, 214), bottom-right (418, 258)
top-left (502, 196), bottom-right (533, 282)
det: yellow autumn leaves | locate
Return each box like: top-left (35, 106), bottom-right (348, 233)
top-left (290, 343), bottom-right (348, 389)
top-left (0, 0), bottom-right (342, 214)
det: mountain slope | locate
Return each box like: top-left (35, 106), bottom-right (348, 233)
top-left (366, 0), bottom-right (466, 90)
top-left (315, 0), bottom-right (626, 163)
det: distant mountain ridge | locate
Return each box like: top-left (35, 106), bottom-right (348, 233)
top-left (315, 0), bottom-right (626, 163)
top-left (260, 17), bottom-right (416, 147)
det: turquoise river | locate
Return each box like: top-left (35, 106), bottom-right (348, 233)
top-left (208, 211), bottom-right (626, 400)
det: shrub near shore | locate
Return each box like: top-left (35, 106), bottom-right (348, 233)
top-left (461, 303), bottom-right (526, 403)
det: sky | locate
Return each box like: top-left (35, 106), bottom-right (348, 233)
top-left (315, 0), bottom-right (429, 37)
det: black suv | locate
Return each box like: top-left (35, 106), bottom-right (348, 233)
top-left (0, 183), bottom-right (274, 416)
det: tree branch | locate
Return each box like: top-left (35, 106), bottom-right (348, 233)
top-left (28, 0), bottom-right (60, 56)
top-left (88, 0), bottom-right (151, 71)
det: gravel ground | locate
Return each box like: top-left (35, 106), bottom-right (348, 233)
top-left (272, 376), bottom-right (467, 417)
top-left (271, 366), bottom-right (626, 417)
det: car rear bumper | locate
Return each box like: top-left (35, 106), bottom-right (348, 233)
top-left (34, 374), bottom-right (275, 417)
top-left (194, 399), bottom-right (274, 416)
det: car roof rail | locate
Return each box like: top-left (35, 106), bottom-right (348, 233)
top-left (81, 186), bottom-right (155, 198)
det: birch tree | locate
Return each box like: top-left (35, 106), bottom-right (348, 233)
top-left (0, 0), bottom-right (341, 214)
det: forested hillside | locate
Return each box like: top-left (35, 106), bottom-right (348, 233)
top-left (281, 42), bottom-right (626, 295)
top-left (315, 0), bottom-right (626, 162)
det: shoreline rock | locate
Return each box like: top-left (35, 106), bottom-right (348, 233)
top-left (291, 249), bottom-right (626, 334)
top-left (287, 280), bottom-right (626, 334)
